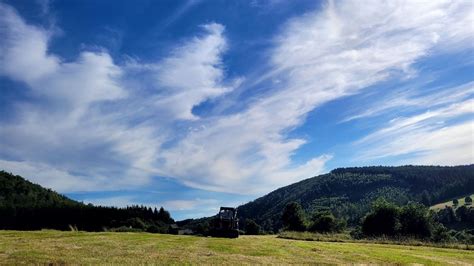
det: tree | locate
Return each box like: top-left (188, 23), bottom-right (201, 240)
top-left (157, 207), bottom-right (173, 223)
top-left (281, 202), bottom-right (306, 231)
top-left (456, 206), bottom-right (469, 222)
top-left (437, 206), bottom-right (458, 224)
top-left (399, 203), bottom-right (432, 238)
top-left (244, 219), bottom-right (261, 235)
top-left (362, 199), bottom-right (400, 236)
top-left (465, 196), bottom-right (472, 205)
top-left (453, 199), bottom-right (459, 206)
top-left (420, 190), bottom-right (431, 206)
top-left (308, 210), bottom-right (345, 233)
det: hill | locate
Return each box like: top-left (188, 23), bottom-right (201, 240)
top-left (236, 165), bottom-right (474, 232)
top-left (0, 171), bottom-right (80, 208)
top-left (0, 171), bottom-right (174, 231)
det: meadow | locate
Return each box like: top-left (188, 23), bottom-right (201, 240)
top-left (1, 230), bottom-right (473, 264)
top-left (430, 194), bottom-right (474, 210)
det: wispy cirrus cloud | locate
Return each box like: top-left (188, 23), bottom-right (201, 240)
top-left (0, 3), bottom-right (232, 192)
top-left (149, 0), bottom-right (473, 194)
top-left (353, 97), bottom-right (474, 164)
top-left (342, 82), bottom-right (474, 123)
top-left (0, 0), bottom-right (472, 203)
top-left (135, 23), bottom-right (235, 121)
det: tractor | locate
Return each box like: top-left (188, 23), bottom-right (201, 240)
top-left (209, 207), bottom-right (239, 238)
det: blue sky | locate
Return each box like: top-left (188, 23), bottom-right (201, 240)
top-left (0, 0), bottom-right (473, 220)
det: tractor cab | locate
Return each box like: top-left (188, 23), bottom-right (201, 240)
top-left (210, 207), bottom-right (239, 238)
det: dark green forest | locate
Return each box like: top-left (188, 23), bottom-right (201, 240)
top-left (0, 171), bottom-right (174, 232)
top-left (179, 165), bottom-right (474, 235)
top-left (237, 165), bottom-right (474, 232)
top-left (2, 165), bottom-right (474, 240)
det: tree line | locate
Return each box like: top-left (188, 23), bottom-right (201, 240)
top-left (0, 171), bottom-right (175, 232)
top-left (280, 199), bottom-right (474, 243)
top-left (236, 165), bottom-right (474, 232)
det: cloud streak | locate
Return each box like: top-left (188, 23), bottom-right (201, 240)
top-left (0, 0), bottom-right (472, 200)
top-left (354, 97), bottom-right (474, 164)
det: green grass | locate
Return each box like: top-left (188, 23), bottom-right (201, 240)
top-left (1, 230), bottom-right (473, 264)
top-left (279, 231), bottom-right (473, 250)
top-left (431, 194), bottom-right (474, 210)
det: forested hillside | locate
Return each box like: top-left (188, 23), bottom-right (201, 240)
top-left (3, 165), bottom-right (473, 235)
top-left (0, 171), bottom-right (78, 208)
top-left (236, 165), bottom-right (474, 232)
top-left (0, 171), bottom-right (174, 232)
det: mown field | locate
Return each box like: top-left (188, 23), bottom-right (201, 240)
top-left (430, 194), bottom-right (474, 210)
top-left (0, 230), bottom-right (473, 265)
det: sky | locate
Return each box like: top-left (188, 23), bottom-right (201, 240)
top-left (0, 0), bottom-right (473, 220)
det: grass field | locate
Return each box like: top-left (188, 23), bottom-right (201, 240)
top-left (430, 194), bottom-right (474, 210)
top-left (1, 231), bottom-right (473, 264)
top-left (278, 231), bottom-right (473, 250)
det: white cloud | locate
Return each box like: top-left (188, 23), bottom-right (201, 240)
top-left (0, 3), bottom-right (240, 194)
top-left (82, 196), bottom-right (232, 219)
top-left (356, 98), bottom-right (474, 146)
top-left (83, 196), bottom-right (137, 208)
top-left (0, 4), bottom-right (58, 83)
top-left (354, 98), bottom-right (474, 165)
top-left (160, 198), bottom-right (219, 211)
top-left (0, 160), bottom-right (105, 192)
top-left (153, 23), bottom-right (234, 120)
top-left (342, 82), bottom-right (474, 123)
top-left (154, 0), bottom-right (473, 193)
top-left (82, 196), bottom-right (219, 212)
top-left (410, 123), bottom-right (474, 165)
top-left (0, 0), bottom-right (472, 199)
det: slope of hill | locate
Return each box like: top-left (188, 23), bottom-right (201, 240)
top-left (430, 194), bottom-right (474, 210)
top-left (0, 171), bottom-right (174, 231)
top-left (236, 165), bottom-right (474, 232)
top-left (0, 171), bottom-right (80, 208)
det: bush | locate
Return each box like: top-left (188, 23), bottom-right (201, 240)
top-left (350, 226), bottom-right (364, 239)
top-left (109, 226), bottom-right (143, 232)
top-left (455, 205), bottom-right (469, 222)
top-left (194, 221), bottom-right (210, 236)
top-left (399, 203), bottom-right (433, 238)
top-left (431, 224), bottom-right (453, 243)
top-left (244, 219), bottom-right (261, 235)
top-left (282, 202), bottom-right (306, 231)
top-left (452, 230), bottom-right (474, 244)
top-left (362, 199), bottom-right (400, 236)
top-left (436, 206), bottom-right (458, 224)
top-left (308, 211), bottom-right (345, 233)
top-left (146, 224), bottom-right (168, 233)
top-left (465, 196), bottom-right (472, 205)
top-left (124, 217), bottom-right (147, 230)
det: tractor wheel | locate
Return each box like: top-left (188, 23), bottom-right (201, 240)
top-left (229, 229), bottom-right (239, 238)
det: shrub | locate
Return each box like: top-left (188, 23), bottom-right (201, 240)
top-left (452, 230), bottom-right (474, 244)
top-left (244, 219), bottom-right (261, 235)
top-left (109, 226), bottom-right (143, 232)
top-left (430, 224), bottom-right (453, 243)
top-left (124, 217), bottom-right (147, 230)
top-left (282, 202), bottom-right (306, 231)
top-left (350, 226), bottom-right (364, 239)
top-left (146, 224), bottom-right (168, 233)
top-left (436, 206), bottom-right (458, 224)
top-left (308, 211), bottom-right (345, 233)
top-left (399, 203), bottom-right (433, 238)
top-left (465, 196), bottom-right (472, 205)
top-left (362, 199), bottom-right (400, 236)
